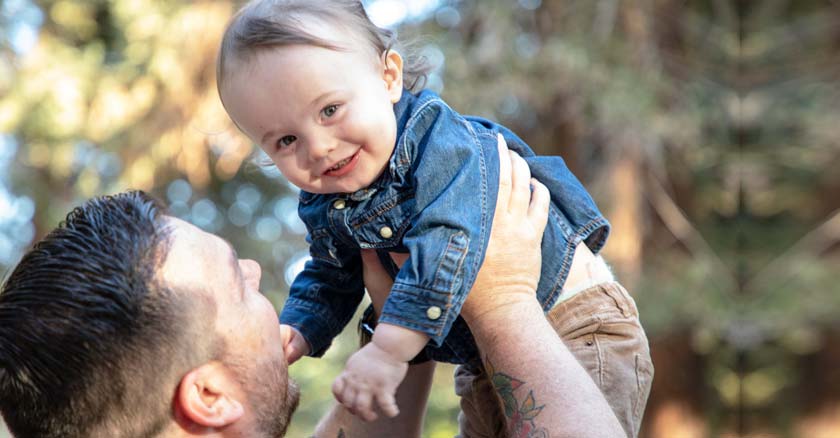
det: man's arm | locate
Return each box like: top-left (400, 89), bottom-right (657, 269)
top-left (466, 301), bottom-right (625, 437)
top-left (460, 135), bottom-right (626, 437)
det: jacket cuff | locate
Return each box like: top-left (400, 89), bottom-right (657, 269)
top-left (279, 298), bottom-right (336, 357)
top-left (378, 283), bottom-right (456, 346)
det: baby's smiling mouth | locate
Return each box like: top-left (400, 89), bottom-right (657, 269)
top-left (328, 156), bottom-right (353, 172)
top-left (323, 150), bottom-right (360, 176)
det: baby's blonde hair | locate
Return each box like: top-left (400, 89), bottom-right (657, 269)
top-left (217, 0), bottom-right (431, 98)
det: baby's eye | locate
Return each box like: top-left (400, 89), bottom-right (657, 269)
top-left (277, 135), bottom-right (297, 149)
top-left (321, 104), bottom-right (340, 118)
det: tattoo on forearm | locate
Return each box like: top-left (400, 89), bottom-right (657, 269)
top-left (486, 359), bottom-right (550, 438)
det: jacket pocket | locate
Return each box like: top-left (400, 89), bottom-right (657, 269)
top-left (351, 194), bottom-right (415, 249)
top-left (634, 352), bottom-right (654, 423)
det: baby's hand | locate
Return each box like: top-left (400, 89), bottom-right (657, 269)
top-left (280, 324), bottom-right (310, 365)
top-left (332, 342), bottom-right (408, 421)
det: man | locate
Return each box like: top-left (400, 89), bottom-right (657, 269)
top-left (0, 140), bottom-right (625, 437)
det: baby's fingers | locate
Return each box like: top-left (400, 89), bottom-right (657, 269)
top-left (343, 387), bottom-right (360, 416)
top-left (376, 391), bottom-right (400, 418)
top-left (285, 343), bottom-right (302, 365)
top-left (332, 376), bottom-right (347, 404)
top-left (353, 391), bottom-right (378, 422)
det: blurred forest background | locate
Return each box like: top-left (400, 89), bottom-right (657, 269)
top-left (1, 0), bottom-right (838, 437)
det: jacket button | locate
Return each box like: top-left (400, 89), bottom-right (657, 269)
top-left (332, 199), bottom-right (346, 210)
top-left (379, 226), bottom-right (393, 239)
top-left (426, 306), bottom-right (442, 320)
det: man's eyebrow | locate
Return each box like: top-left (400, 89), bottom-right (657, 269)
top-left (223, 238), bottom-right (239, 262)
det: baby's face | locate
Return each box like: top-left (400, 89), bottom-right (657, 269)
top-left (222, 34), bottom-right (403, 194)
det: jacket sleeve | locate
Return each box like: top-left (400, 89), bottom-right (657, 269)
top-left (279, 231), bottom-right (365, 357)
top-left (378, 99), bottom-right (499, 346)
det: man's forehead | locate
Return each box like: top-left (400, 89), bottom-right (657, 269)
top-left (162, 216), bottom-right (218, 253)
top-left (158, 216), bottom-right (233, 295)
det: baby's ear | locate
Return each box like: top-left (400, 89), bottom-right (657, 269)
top-left (382, 50), bottom-right (404, 103)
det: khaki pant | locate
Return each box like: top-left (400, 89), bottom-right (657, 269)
top-left (454, 282), bottom-right (654, 438)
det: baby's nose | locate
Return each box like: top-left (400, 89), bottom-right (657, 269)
top-left (307, 136), bottom-right (337, 161)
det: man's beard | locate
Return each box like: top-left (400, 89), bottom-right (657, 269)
top-left (229, 355), bottom-right (301, 437)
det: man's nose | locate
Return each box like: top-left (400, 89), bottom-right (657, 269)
top-left (240, 259), bottom-right (262, 286)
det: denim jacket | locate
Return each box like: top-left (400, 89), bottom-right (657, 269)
top-left (279, 90), bottom-right (609, 364)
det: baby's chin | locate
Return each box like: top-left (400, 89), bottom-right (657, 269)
top-left (314, 172), bottom-right (389, 195)
top-left (303, 180), bottom-right (372, 195)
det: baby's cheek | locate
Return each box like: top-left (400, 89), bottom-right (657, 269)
top-left (350, 113), bottom-right (381, 140)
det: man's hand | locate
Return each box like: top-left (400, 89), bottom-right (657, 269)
top-left (460, 134), bottom-right (626, 437)
top-left (280, 324), bottom-right (310, 365)
top-left (461, 133), bottom-right (550, 323)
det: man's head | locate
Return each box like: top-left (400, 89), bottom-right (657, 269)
top-left (0, 191), bottom-right (299, 437)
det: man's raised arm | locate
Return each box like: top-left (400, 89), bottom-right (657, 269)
top-left (459, 135), bottom-right (626, 438)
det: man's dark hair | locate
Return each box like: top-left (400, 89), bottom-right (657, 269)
top-left (0, 191), bottom-right (205, 437)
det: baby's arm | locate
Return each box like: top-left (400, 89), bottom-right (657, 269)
top-left (332, 323), bottom-right (429, 421)
top-left (279, 237), bottom-right (366, 360)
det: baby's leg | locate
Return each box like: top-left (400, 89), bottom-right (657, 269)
top-left (343, 251), bottom-right (437, 430)
top-left (360, 250), bottom-right (390, 316)
top-left (545, 242), bottom-right (653, 437)
top-left (561, 241), bottom-right (615, 297)
top-left (359, 250), bottom-right (408, 316)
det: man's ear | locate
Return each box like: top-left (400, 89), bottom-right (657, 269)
top-left (175, 362), bottom-right (244, 428)
top-left (382, 49), bottom-right (404, 103)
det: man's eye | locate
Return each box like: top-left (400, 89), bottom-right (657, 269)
top-left (321, 104), bottom-right (339, 118)
top-left (277, 135), bottom-right (297, 148)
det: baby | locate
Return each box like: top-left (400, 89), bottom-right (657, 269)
top-left (217, 0), bottom-right (639, 425)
